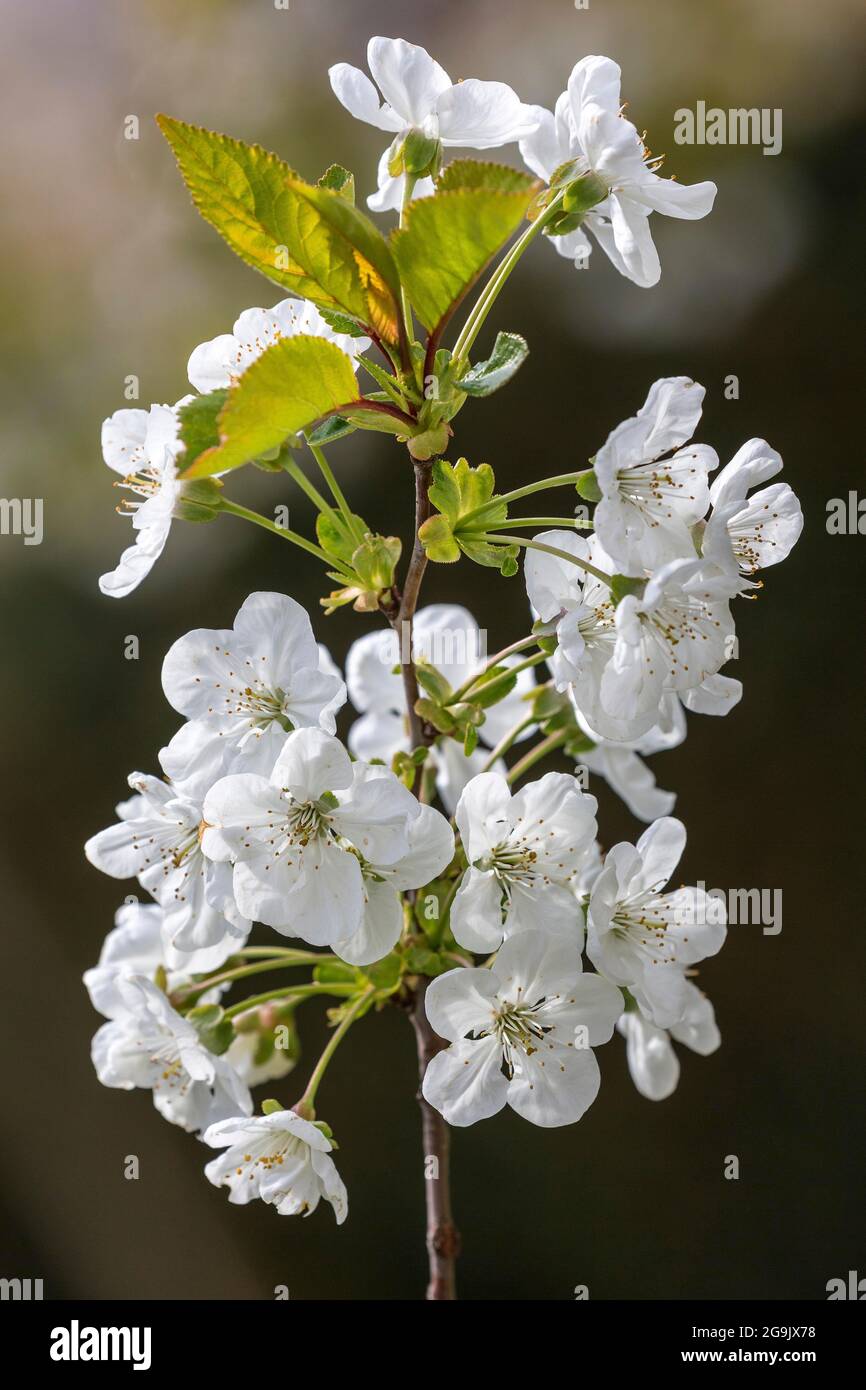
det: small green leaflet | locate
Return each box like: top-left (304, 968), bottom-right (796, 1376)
top-left (459, 332), bottom-right (529, 397)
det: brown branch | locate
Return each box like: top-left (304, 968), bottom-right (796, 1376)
top-left (388, 456), bottom-right (435, 761)
top-left (409, 981), bottom-right (460, 1300)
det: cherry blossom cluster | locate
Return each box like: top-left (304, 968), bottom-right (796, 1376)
top-left (84, 37), bottom-right (802, 1241)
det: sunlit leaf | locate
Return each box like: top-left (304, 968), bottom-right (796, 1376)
top-left (181, 335), bottom-right (360, 478)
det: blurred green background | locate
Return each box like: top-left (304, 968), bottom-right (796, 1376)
top-left (1, 0), bottom-right (864, 1300)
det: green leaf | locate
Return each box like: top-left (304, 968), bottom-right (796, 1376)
top-left (470, 664), bottom-right (518, 708)
top-left (307, 414), bottom-right (357, 447)
top-left (318, 164), bottom-right (355, 204)
top-left (420, 458), bottom-right (521, 573)
top-left (284, 174), bottom-right (402, 341)
top-left (156, 116), bottom-right (401, 341)
top-left (414, 697), bottom-right (456, 735)
top-left (459, 332), bottom-right (529, 397)
top-left (415, 663), bottom-right (453, 703)
top-left (390, 167), bottom-right (540, 333)
top-left (316, 307), bottom-right (369, 339)
top-left (359, 355), bottom-right (409, 406)
top-left (339, 402), bottom-right (414, 438)
top-left (436, 159), bottom-right (539, 196)
top-left (177, 390), bottom-right (228, 465)
top-left (429, 457), bottom-right (505, 531)
top-left (181, 335), bottom-right (360, 478)
top-left (416, 512), bottom-right (460, 564)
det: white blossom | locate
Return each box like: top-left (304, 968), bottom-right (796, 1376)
top-left (187, 297), bottom-right (369, 394)
top-left (329, 36), bottom-right (537, 212)
top-left (346, 604), bottom-right (535, 812)
top-left (593, 378), bottom-right (718, 576)
top-left (98, 399), bottom-right (192, 598)
top-left (203, 1109), bottom-right (347, 1222)
top-left (160, 592), bottom-right (346, 788)
top-left (422, 930), bottom-right (623, 1127)
top-left (85, 773), bottom-right (249, 964)
top-left (617, 983), bottom-right (720, 1100)
top-left (334, 788), bottom-right (455, 966)
top-left (91, 975), bottom-right (252, 1133)
top-left (226, 1027), bottom-right (296, 1089)
top-left (526, 529), bottom-right (738, 742)
top-left (451, 770), bottom-right (597, 953)
top-left (577, 694), bottom-right (686, 822)
top-left (520, 55), bottom-right (716, 286)
top-left (701, 439), bottom-right (803, 592)
top-left (586, 817), bottom-right (726, 1028)
top-left (202, 728), bottom-right (419, 945)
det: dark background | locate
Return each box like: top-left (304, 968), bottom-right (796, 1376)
top-left (0, 0), bottom-right (863, 1300)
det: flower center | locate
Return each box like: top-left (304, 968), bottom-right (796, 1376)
top-left (616, 462), bottom-right (696, 521)
top-left (271, 796), bottom-right (333, 855)
top-left (114, 464), bottom-right (171, 515)
top-left (479, 840), bottom-right (539, 887)
top-left (611, 884), bottom-right (681, 966)
top-left (489, 1000), bottom-right (550, 1077)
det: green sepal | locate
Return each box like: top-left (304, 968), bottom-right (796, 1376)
top-left (401, 129), bottom-right (442, 178)
top-left (173, 477), bottom-right (225, 523)
top-left (576, 469), bottom-right (602, 503)
top-left (313, 958), bottom-right (357, 985)
top-left (187, 1004), bottom-right (234, 1056)
top-left (414, 697), bottom-right (456, 735)
top-left (412, 876), bottom-right (454, 946)
top-left (414, 662), bottom-right (453, 704)
top-left (316, 510), bottom-right (369, 566)
top-left (404, 945), bottom-right (447, 978)
top-left (360, 953), bottom-right (403, 991)
top-left (610, 573), bottom-right (647, 605)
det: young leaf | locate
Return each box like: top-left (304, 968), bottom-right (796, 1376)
top-left (156, 116), bottom-right (401, 341)
top-left (459, 332), bottom-right (529, 397)
top-left (428, 457), bottom-right (504, 530)
top-left (181, 335), bottom-right (361, 478)
top-left (177, 390), bottom-right (228, 467)
top-left (417, 513), bottom-right (460, 564)
top-left (436, 159), bottom-right (540, 195)
top-left (390, 165), bottom-right (540, 334)
top-left (419, 457), bottom-right (519, 572)
top-left (307, 415), bottom-right (357, 447)
top-left (318, 164), bottom-right (355, 204)
top-left (156, 116), bottom-right (330, 302)
top-left (283, 175), bottom-right (402, 341)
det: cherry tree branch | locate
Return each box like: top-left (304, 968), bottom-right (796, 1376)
top-left (389, 457), bottom-right (436, 760)
top-left (410, 981), bottom-right (460, 1300)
